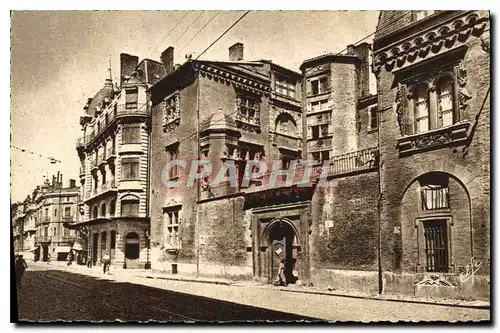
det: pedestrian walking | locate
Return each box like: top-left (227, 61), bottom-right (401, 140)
top-left (87, 256), bottom-right (92, 268)
top-left (15, 254), bottom-right (28, 290)
top-left (102, 252), bottom-right (111, 275)
top-left (47, 253), bottom-right (51, 265)
top-left (67, 251), bottom-right (73, 266)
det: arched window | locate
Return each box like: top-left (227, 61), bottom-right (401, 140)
top-left (110, 199), bottom-right (116, 217)
top-left (436, 76), bottom-right (455, 127)
top-left (415, 85), bottom-right (429, 133)
top-left (275, 113), bottom-right (297, 136)
top-left (92, 205), bottom-right (98, 219)
top-left (121, 195), bottom-right (140, 217)
top-left (100, 203), bottom-right (107, 217)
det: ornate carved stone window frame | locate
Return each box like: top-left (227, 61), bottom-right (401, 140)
top-left (162, 91), bottom-right (180, 133)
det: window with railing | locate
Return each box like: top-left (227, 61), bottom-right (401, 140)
top-left (125, 87), bottom-right (138, 110)
top-left (423, 219), bottom-right (448, 272)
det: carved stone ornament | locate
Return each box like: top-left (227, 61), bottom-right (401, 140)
top-left (163, 118), bottom-right (180, 132)
top-left (415, 274), bottom-right (457, 287)
top-left (395, 88), bottom-right (404, 136)
top-left (412, 131), bottom-right (452, 149)
top-left (457, 68), bottom-right (472, 112)
top-left (373, 12), bottom-right (489, 74)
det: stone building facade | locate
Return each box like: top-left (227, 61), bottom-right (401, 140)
top-left (74, 55), bottom-right (166, 268)
top-left (30, 173), bottom-right (79, 261)
top-left (372, 10), bottom-right (490, 299)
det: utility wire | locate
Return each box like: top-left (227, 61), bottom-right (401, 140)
top-left (150, 11), bottom-right (191, 57)
top-left (11, 145), bottom-right (61, 164)
top-left (195, 10), bottom-right (251, 60)
top-left (172, 11), bottom-right (205, 48)
top-left (178, 11), bottom-right (221, 55)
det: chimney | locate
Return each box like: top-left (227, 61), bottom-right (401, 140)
top-left (69, 179), bottom-right (76, 188)
top-left (229, 43), bottom-right (244, 61)
top-left (348, 43), bottom-right (371, 98)
top-left (160, 46), bottom-right (174, 75)
top-left (120, 53), bottom-right (139, 86)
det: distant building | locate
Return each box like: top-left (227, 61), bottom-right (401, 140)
top-left (373, 10), bottom-right (490, 298)
top-left (31, 173), bottom-right (80, 261)
top-left (12, 202), bottom-right (26, 253)
top-left (74, 55), bottom-right (166, 268)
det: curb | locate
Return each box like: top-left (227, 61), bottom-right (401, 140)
top-left (274, 287), bottom-right (490, 310)
top-left (49, 263), bottom-right (490, 310)
top-left (137, 275), bottom-right (232, 286)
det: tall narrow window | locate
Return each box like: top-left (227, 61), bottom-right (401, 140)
top-left (437, 77), bottom-right (455, 127)
top-left (164, 209), bottom-right (181, 247)
top-left (423, 219), bottom-right (448, 272)
top-left (110, 199), bottom-right (116, 217)
top-left (166, 144), bottom-right (179, 180)
top-left (125, 88), bottom-right (138, 110)
top-left (415, 86), bottom-right (429, 133)
top-left (369, 106), bottom-right (378, 129)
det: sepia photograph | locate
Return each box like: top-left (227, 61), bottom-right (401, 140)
top-left (10, 8), bottom-right (491, 323)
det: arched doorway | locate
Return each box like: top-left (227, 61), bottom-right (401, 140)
top-left (267, 220), bottom-right (298, 285)
top-left (124, 232), bottom-right (140, 269)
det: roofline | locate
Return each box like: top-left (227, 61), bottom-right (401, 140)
top-left (259, 60), bottom-right (301, 78)
top-left (299, 53), bottom-right (360, 71)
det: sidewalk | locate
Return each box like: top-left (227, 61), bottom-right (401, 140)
top-left (45, 260), bottom-right (490, 310)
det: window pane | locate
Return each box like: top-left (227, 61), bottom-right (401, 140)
top-left (415, 86), bottom-right (429, 133)
top-left (438, 78), bottom-right (454, 127)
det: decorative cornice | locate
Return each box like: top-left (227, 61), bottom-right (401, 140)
top-left (373, 12), bottom-right (489, 76)
top-left (194, 63), bottom-right (270, 96)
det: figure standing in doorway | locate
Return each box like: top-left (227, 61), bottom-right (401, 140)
top-left (274, 246), bottom-right (287, 286)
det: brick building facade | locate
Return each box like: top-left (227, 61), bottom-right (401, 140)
top-left (373, 10), bottom-right (490, 299)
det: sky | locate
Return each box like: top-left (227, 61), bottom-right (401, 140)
top-left (10, 10), bottom-right (379, 202)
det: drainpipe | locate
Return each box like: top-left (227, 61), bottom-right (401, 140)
top-left (196, 71), bottom-right (200, 277)
top-left (146, 94), bottom-right (152, 270)
top-left (376, 95), bottom-right (383, 295)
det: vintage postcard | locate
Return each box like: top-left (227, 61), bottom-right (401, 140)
top-left (11, 10), bottom-right (491, 323)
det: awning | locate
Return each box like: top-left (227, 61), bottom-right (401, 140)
top-left (72, 242), bottom-right (83, 251)
top-left (54, 246), bottom-right (72, 253)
